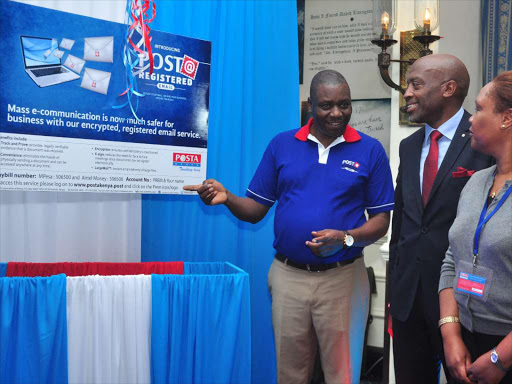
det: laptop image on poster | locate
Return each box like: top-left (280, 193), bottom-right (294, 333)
top-left (20, 35), bottom-right (79, 87)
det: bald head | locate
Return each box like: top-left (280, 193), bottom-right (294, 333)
top-left (412, 54), bottom-right (470, 103)
top-left (310, 70), bottom-right (348, 102)
top-left (404, 54), bottom-right (471, 127)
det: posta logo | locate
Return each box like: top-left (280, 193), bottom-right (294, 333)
top-left (341, 159), bottom-right (361, 173)
top-left (342, 160), bottom-right (360, 168)
top-left (173, 153), bottom-right (201, 167)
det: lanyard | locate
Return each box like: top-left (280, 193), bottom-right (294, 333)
top-left (473, 184), bottom-right (512, 266)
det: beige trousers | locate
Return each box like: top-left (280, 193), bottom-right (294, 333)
top-left (268, 257), bottom-right (370, 384)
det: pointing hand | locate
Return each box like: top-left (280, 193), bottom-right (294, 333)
top-left (183, 179), bottom-right (228, 205)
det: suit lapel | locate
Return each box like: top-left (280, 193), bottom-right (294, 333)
top-left (426, 112), bottom-right (471, 206)
top-left (408, 129), bottom-right (425, 214)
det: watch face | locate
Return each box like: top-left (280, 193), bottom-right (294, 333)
top-left (491, 351), bottom-right (498, 364)
top-left (345, 235), bottom-right (354, 247)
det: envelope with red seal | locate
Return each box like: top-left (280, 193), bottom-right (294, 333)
top-left (84, 36), bottom-right (114, 63)
top-left (64, 54), bottom-right (85, 74)
top-left (60, 38), bottom-right (75, 50)
top-left (53, 49), bottom-right (64, 59)
top-left (80, 68), bottom-right (111, 95)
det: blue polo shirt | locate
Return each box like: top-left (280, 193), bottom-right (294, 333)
top-left (246, 118), bottom-right (394, 264)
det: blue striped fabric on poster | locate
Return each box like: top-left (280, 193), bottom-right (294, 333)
top-left (0, 274), bottom-right (68, 384)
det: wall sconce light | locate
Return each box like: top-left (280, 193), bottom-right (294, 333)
top-left (413, 0), bottom-right (440, 56)
top-left (371, 0), bottom-right (441, 94)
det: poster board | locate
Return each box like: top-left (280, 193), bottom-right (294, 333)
top-left (0, 1), bottom-right (211, 194)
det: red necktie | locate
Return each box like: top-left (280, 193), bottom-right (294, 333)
top-left (422, 130), bottom-right (443, 206)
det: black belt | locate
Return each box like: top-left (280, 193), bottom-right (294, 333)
top-left (275, 253), bottom-right (362, 273)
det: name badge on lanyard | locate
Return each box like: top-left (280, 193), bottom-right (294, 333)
top-left (457, 181), bottom-right (512, 302)
top-left (455, 260), bottom-right (493, 302)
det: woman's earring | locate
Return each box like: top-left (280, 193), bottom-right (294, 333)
top-left (501, 124), bottom-right (506, 130)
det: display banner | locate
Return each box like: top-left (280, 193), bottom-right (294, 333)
top-left (0, 1), bottom-right (211, 194)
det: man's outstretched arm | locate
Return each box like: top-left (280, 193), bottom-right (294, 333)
top-left (184, 179), bottom-right (270, 224)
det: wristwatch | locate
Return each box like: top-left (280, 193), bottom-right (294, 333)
top-left (491, 348), bottom-right (509, 373)
top-left (343, 231), bottom-right (354, 249)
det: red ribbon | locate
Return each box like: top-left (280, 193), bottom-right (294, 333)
top-left (127, 0), bottom-right (156, 74)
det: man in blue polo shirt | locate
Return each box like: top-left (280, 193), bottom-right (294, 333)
top-left (184, 70), bottom-right (394, 384)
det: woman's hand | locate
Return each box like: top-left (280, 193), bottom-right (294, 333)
top-left (443, 332), bottom-right (473, 383)
top-left (439, 289), bottom-right (472, 382)
top-left (467, 350), bottom-right (506, 384)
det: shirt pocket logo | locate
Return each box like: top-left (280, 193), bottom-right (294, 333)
top-left (341, 159), bottom-right (361, 173)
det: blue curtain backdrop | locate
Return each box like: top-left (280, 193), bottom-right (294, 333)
top-left (0, 274), bottom-right (68, 384)
top-left (482, 0), bottom-right (512, 83)
top-left (142, 1), bottom-right (299, 383)
top-left (152, 263), bottom-right (251, 384)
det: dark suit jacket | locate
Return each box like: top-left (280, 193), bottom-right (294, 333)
top-left (389, 111), bottom-right (494, 323)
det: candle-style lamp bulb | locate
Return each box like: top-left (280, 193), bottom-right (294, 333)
top-left (381, 11), bottom-right (390, 36)
top-left (423, 8), bottom-right (431, 33)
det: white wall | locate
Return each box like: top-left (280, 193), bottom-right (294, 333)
top-left (439, 0), bottom-right (483, 113)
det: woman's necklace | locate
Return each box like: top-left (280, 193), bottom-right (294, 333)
top-left (491, 172), bottom-right (512, 199)
top-left (490, 180), bottom-right (503, 199)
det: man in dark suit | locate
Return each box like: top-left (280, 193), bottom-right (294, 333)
top-left (389, 54), bottom-right (494, 383)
